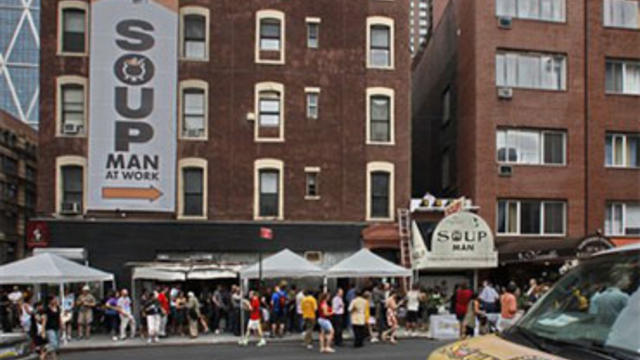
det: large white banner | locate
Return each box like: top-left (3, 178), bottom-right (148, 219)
top-left (88, 0), bottom-right (177, 211)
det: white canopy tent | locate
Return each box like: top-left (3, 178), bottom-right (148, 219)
top-left (239, 248), bottom-right (325, 279)
top-left (325, 248), bottom-right (412, 278)
top-left (0, 253), bottom-right (114, 284)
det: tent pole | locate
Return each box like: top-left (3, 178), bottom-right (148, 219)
top-left (239, 275), bottom-right (244, 343)
top-left (59, 283), bottom-right (64, 304)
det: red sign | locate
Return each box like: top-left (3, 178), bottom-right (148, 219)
top-left (26, 221), bottom-right (50, 248)
top-left (260, 227), bottom-right (273, 240)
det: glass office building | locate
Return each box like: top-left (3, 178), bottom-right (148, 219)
top-left (0, 0), bottom-right (39, 128)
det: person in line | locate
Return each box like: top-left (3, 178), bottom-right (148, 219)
top-left (498, 282), bottom-right (518, 332)
top-left (478, 280), bottom-right (500, 313)
top-left (405, 284), bottom-right (421, 336)
top-left (300, 290), bottom-right (317, 350)
top-left (186, 292), bottom-right (202, 338)
top-left (331, 288), bottom-right (344, 346)
top-left (75, 286), bottom-right (96, 340)
top-left (349, 290), bottom-right (368, 348)
top-left (230, 285), bottom-right (242, 336)
top-left (372, 283), bottom-right (386, 342)
top-left (31, 301), bottom-right (50, 360)
top-left (295, 286), bottom-right (305, 333)
top-left (19, 293), bottom-right (34, 334)
top-left (210, 285), bottom-right (223, 334)
top-left (144, 291), bottom-right (162, 343)
top-left (174, 291), bottom-right (187, 336)
top-left (117, 288), bottom-right (135, 340)
top-left (157, 287), bottom-right (169, 337)
top-left (104, 290), bottom-right (120, 341)
top-left (317, 293), bottom-right (335, 353)
top-left (462, 292), bottom-right (486, 338)
top-left (381, 291), bottom-right (400, 344)
top-left (61, 289), bottom-right (74, 343)
top-left (270, 285), bottom-right (287, 338)
top-left (455, 282), bottom-right (473, 337)
top-left (240, 290), bottom-right (267, 347)
top-left (44, 296), bottom-right (62, 360)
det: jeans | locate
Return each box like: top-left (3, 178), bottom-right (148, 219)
top-left (46, 329), bottom-right (60, 351)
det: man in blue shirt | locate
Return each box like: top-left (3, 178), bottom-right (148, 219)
top-left (270, 285), bottom-right (287, 337)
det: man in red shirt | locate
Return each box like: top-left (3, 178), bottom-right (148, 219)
top-left (240, 290), bottom-right (266, 347)
top-left (157, 287), bottom-right (170, 337)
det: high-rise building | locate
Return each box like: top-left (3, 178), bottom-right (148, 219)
top-left (0, 0), bottom-right (40, 128)
top-left (412, 0), bottom-right (640, 283)
top-left (409, 0), bottom-right (431, 55)
top-left (35, 0), bottom-right (411, 285)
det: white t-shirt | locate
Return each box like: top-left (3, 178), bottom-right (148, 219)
top-left (407, 290), bottom-right (420, 312)
top-left (8, 290), bottom-right (22, 303)
top-left (295, 291), bottom-right (304, 314)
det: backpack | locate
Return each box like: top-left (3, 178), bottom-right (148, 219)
top-left (279, 293), bottom-right (287, 309)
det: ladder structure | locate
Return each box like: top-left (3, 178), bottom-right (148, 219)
top-left (397, 208), bottom-right (413, 288)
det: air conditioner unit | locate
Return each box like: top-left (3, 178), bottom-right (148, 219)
top-left (246, 112), bottom-right (256, 122)
top-left (498, 165), bottom-right (513, 177)
top-left (497, 87), bottom-right (513, 100)
top-left (185, 128), bottom-right (204, 138)
top-left (62, 123), bottom-right (82, 135)
top-left (60, 202), bottom-right (81, 215)
top-left (498, 16), bottom-right (512, 29)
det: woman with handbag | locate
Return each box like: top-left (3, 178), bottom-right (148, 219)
top-left (186, 292), bottom-right (201, 338)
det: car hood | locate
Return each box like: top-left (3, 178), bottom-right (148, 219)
top-left (429, 335), bottom-right (568, 360)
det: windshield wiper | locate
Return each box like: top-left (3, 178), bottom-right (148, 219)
top-left (508, 326), bottom-right (553, 353)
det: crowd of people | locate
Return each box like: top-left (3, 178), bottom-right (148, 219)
top-left (0, 277), bottom-right (551, 357)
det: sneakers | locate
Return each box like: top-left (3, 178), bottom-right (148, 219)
top-left (306, 344), bottom-right (313, 350)
top-left (370, 338), bottom-right (379, 343)
top-left (112, 336), bottom-right (118, 341)
top-left (257, 339), bottom-right (267, 347)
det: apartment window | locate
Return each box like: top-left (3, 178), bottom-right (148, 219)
top-left (60, 4), bottom-right (86, 54)
top-left (604, 0), bottom-right (640, 29)
top-left (367, 88), bottom-right (395, 144)
top-left (61, 165), bottom-right (83, 211)
top-left (260, 19), bottom-right (281, 51)
top-left (497, 129), bottom-right (566, 165)
top-left (370, 25), bottom-right (390, 67)
top-left (606, 202), bottom-right (640, 236)
top-left (256, 10), bottom-right (285, 64)
top-left (182, 168), bottom-right (204, 216)
top-left (259, 91), bottom-right (281, 127)
top-left (497, 200), bottom-right (566, 235)
top-left (605, 133), bottom-right (640, 168)
top-left (442, 88), bottom-right (451, 124)
top-left (57, 76), bottom-right (87, 136)
top-left (496, 0), bottom-right (566, 22)
top-left (367, 162), bottom-right (394, 221)
top-left (305, 168), bottom-right (320, 199)
top-left (181, 10), bottom-right (208, 60)
top-left (306, 19), bottom-right (320, 48)
top-left (259, 170), bottom-right (279, 217)
top-left (496, 51), bottom-right (566, 90)
top-left (306, 90), bottom-right (319, 119)
top-left (606, 59), bottom-right (640, 94)
top-left (180, 81), bottom-right (207, 139)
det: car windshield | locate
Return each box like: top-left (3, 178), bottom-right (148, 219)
top-left (515, 249), bottom-right (640, 356)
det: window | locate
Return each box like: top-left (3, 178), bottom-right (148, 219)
top-left (305, 168), bottom-right (320, 199)
top-left (606, 202), bottom-right (640, 236)
top-left (497, 200), bottom-right (566, 235)
top-left (442, 88), bottom-right (451, 124)
top-left (606, 59), bottom-right (640, 94)
top-left (61, 165), bottom-right (83, 211)
top-left (306, 18), bottom-right (320, 48)
top-left (496, 51), bottom-right (566, 90)
top-left (183, 168), bottom-right (204, 216)
top-left (604, 0), bottom-right (640, 29)
top-left (367, 88), bottom-right (395, 144)
top-left (59, 2), bottom-right (87, 54)
top-left (367, 17), bottom-right (394, 69)
top-left (56, 76), bottom-right (87, 136)
top-left (496, 0), bottom-right (566, 22)
top-left (496, 129), bottom-right (566, 165)
top-left (367, 162), bottom-right (394, 221)
top-left (180, 80), bottom-right (208, 139)
top-left (254, 159), bottom-right (284, 219)
top-left (256, 10), bottom-right (285, 64)
top-left (605, 133), bottom-right (640, 168)
top-left (180, 7), bottom-right (209, 60)
top-left (305, 88), bottom-right (320, 119)
top-left (2, 156), bottom-right (17, 175)
top-left (255, 82), bottom-right (284, 142)
top-left (178, 158), bottom-right (207, 219)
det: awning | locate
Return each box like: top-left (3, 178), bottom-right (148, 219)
top-left (132, 267), bottom-right (186, 281)
top-left (0, 253), bottom-right (114, 284)
top-left (130, 262), bottom-right (243, 281)
top-left (498, 235), bottom-right (614, 265)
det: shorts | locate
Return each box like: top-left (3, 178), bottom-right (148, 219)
top-left (46, 330), bottom-right (59, 351)
top-left (317, 318), bottom-right (333, 332)
top-left (406, 310), bottom-right (419, 323)
top-left (77, 309), bottom-right (92, 325)
top-left (247, 319), bottom-right (261, 331)
top-left (271, 311), bottom-right (285, 325)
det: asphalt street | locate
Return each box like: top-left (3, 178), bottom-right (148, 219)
top-left (63, 339), bottom-right (449, 360)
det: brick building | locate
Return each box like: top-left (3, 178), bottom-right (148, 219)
top-left (412, 0), bottom-right (639, 282)
top-left (0, 110), bottom-right (37, 263)
top-left (35, 0), bottom-right (410, 284)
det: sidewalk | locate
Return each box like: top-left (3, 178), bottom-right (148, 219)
top-left (60, 329), bottom-right (433, 353)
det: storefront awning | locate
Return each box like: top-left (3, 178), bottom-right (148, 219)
top-left (129, 262), bottom-right (243, 281)
top-left (497, 235), bottom-right (614, 265)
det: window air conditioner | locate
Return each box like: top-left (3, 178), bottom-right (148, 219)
top-left (497, 87), bottom-right (513, 100)
top-left (185, 128), bottom-right (204, 138)
top-left (498, 165), bottom-right (513, 177)
top-left (62, 123), bottom-right (82, 135)
top-left (498, 16), bottom-right (512, 29)
top-left (60, 202), bottom-right (81, 214)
